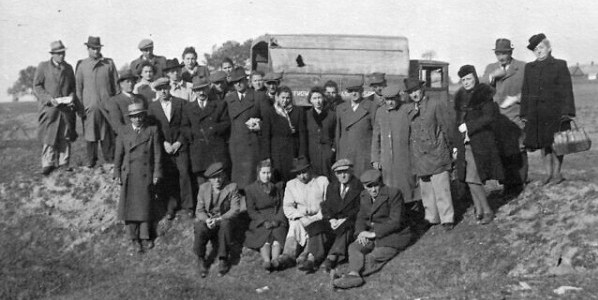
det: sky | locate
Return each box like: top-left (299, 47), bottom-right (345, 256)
top-left (1, 0), bottom-right (597, 101)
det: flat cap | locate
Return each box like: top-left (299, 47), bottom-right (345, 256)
top-left (229, 67), bottom-right (248, 82)
top-left (138, 39), bottom-right (154, 50)
top-left (381, 84), bottom-right (402, 98)
top-left (263, 72), bottom-right (283, 82)
top-left (369, 72), bottom-right (386, 86)
top-left (331, 158), bottom-right (353, 172)
top-left (209, 71), bottom-right (227, 83)
top-left (360, 169), bottom-right (382, 185)
top-left (118, 69), bottom-right (138, 82)
top-left (152, 77), bottom-right (170, 90)
top-left (204, 162), bottom-right (224, 178)
top-left (345, 77), bottom-right (364, 91)
top-left (127, 102), bottom-right (146, 116)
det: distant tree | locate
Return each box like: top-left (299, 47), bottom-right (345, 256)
top-left (7, 66), bottom-right (37, 101)
top-left (203, 39), bottom-right (253, 70)
top-left (421, 50), bottom-right (437, 61)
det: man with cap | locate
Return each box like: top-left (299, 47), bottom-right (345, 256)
top-left (405, 78), bottom-right (455, 231)
top-left (130, 38), bottom-right (167, 80)
top-left (365, 72), bottom-right (387, 107)
top-left (113, 100), bottom-right (162, 253)
top-left (336, 77), bottom-right (377, 178)
top-left (301, 158), bottom-right (364, 273)
top-left (148, 78), bottom-right (194, 220)
top-left (164, 58), bottom-right (193, 101)
top-left (208, 71), bottom-right (229, 101)
top-left (33, 40), bottom-right (84, 175)
top-left (481, 38), bottom-right (528, 195)
top-left (183, 77), bottom-right (231, 187)
top-left (275, 156), bottom-right (329, 269)
top-left (332, 169), bottom-right (412, 289)
top-left (105, 69), bottom-right (146, 130)
top-left (224, 67), bottom-right (270, 190)
top-left (263, 72), bottom-right (283, 106)
top-left (194, 162), bottom-right (241, 277)
top-left (75, 36), bottom-right (119, 168)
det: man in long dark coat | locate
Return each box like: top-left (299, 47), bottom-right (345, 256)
top-left (33, 40), bottom-right (84, 175)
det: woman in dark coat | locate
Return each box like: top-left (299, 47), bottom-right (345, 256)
top-left (244, 161), bottom-right (288, 272)
top-left (306, 87), bottom-right (336, 179)
top-left (454, 65), bottom-right (504, 225)
top-left (521, 33), bottom-right (576, 185)
top-left (261, 86), bottom-right (307, 182)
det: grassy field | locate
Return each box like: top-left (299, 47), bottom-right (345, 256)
top-left (1, 81), bottom-right (598, 299)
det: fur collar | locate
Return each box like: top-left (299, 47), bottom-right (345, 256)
top-left (454, 83), bottom-right (494, 111)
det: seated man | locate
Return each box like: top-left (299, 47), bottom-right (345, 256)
top-left (194, 162), bottom-right (241, 277)
top-left (275, 157), bottom-right (329, 269)
top-left (298, 158), bottom-right (363, 273)
top-left (333, 169), bottom-right (412, 289)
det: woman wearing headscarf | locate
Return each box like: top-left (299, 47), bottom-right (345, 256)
top-left (453, 65), bottom-right (504, 224)
top-left (305, 87), bottom-right (336, 179)
top-left (521, 33), bottom-right (576, 185)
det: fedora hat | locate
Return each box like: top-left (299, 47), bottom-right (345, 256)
top-left (162, 58), bottom-right (183, 72)
top-left (49, 40), bottom-right (67, 53)
top-left (127, 102), bottom-right (147, 116)
top-left (229, 67), bottom-right (248, 82)
top-left (209, 71), bottom-right (227, 83)
top-left (381, 84), bottom-right (402, 98)
top-left (368, 72), bottom-right (386, 86)
top-left (290, 156), bottom-right (311, 173)
top-left (118, 69), bottom-right (138, 82)
top-left (493, 38), bottom-right (514, 52)
top-left (192, 77), bottom-right (211, 90)
top-left (345, 77), bottom-right (364, 91)
top-left (84, 36), bottom-right (103, 48)
top-left (527, 33), bottom-right (547, 51)
top-left (404, 78), bottom-right (426, 93)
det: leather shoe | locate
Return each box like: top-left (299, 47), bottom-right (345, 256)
top-left (333, 274), bottom-right (365, 289)
top-left (262, 261), bottom-right (272, 273)
top-left (41, 166), bottom-right (55, 176)
top-left (298, 259), bottom-right (316, 273)
top-left (442, 223), bottom-right (455, 231)
top-left (218, 259), bottom-right (230, 276)
top-left (322, 258), bottom-right (336, 273)
top-left (480, 213), bottom-right (494, 225)
top-left (197, 258), bottom-right (208, 278)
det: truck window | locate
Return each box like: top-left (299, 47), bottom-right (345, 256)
top-left (421, 66), bottom-right (444, 89)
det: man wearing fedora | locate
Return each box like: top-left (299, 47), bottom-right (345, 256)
top-left (208, 71), bottom-right (229, 101)
top-left (481, 38), bottom-right (528, 195)
top-left (365, 72), bottom-right (387, 107)
top-left (130, 38), bottom-right (167, 80)
top-left (75, 36), bottom-right (119, 168)
top-left (148, 78), bottom-right (194, 220)
top-left (183, 77), bottom-right (231, 187)
top-left (33, 40), bottom-right (84, 175)
top-left (113, 101), bottom-right (162, 253)
top-left (194, 162), bottom-right (241, 277)
top-left (105, 69), bottom-right (145, 130)
top-left (164, 58), bottom-right (193, 101)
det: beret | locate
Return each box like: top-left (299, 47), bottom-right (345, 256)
top-left (331, 158), bottom-right (353, 171)
top-left (360, 169), bottom-right (382, 185)
top-left (204, 162), bottom-right (224, 178)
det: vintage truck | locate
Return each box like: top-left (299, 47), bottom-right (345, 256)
top-left (250, 34), bottom-right (450, 106)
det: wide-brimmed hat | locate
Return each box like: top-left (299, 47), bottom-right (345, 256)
top-left (527, 33), bottom-right (547, 51)
top-left (369, 72), bottom-right (386, 86)
top-left (229, 67), bottom-right (248, 82)
top-left (192, 77), bottom-right (211, 90)
top-left (331, 158), bottom-right (353, 172)
top-left (118, 69), bottom-right (138, 82)
top-left (152, 77), bottom-right (170, 90)
top-left (360, 169), bottom-right (382, 185)
top-left (263, 72), bottom-right (283, 83)
top-left (127, 102), bottom-right (147, 116)
top-left (162, 58), bottom-right (183, 72)
top-left (404, 78), bottom-right (426, 93)
top-left (493, 38), bottom-right (514, 52)
top-left (381, 84), bottom-right (402, 98)
top-left (209, 71), bottom-right (227, 83)
top-left (204, 162), bottom-right (224, 178)
top-left (290, 156), bottom-right (311, 173)
top-left (345, 77), bottom-right (364, 91)
top-left (84, 36), bottom-right (103, 48)
top-left (138, 39), bottom-right (153, 50)
top-left (49, 40), bottom-right (66, 53)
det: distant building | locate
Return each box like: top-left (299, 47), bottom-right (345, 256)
top-left (570, 62), bottom-right (598, 80)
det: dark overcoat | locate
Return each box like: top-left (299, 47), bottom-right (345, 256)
top-left (104, 93), bottom-right (144, 129)
top-left (355, 186), bottom-right (411, 249)
top-left (321, 176), bottom-right (363, 235)
top-left (453, 83), bottom-right (504, 182)
top-left (114, 124), bottom-right (162, 221)
top-left (306, 108), bottom-right (336, 178)
top-left (521, 55), bottom-right (576, 149)
top-left (261, 107), bottom-right (307, 182)
top-left (183, 98), bottom-right (230, 174)
top-left (244, 181), bottom-right (288, 249)
top-left (130, 54), bottom-right (167, 80)
top-left (33, 59), bottom-right (82, 145)
top-left (336, 99), bottom-right (377, 178)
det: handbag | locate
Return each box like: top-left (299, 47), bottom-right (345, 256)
top-left (552, 119), bottom-right (592, 155)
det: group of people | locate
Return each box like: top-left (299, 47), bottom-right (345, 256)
top-left (32, 32), bottom-right (575, 289)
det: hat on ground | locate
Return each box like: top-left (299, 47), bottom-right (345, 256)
top-left (346, 77), bottom-right (364, 91)
top-left (127, 102), bottom-right (147, 116)
top-left (138, 39), bottom-right (154, 50)
top-left (49, 40), bottom-right (66, 53)
top-left (404, 78), bottom-right (426, 93)
top-left (458, 65), bottom-right (477, 78)
top-left (84, 36), bottom-right (103, 48)
top-left (493, 38), bottom-right (514, 52)
top-left (263, 72), bottom-right (283, 83)
top-left (229, 67), bottom-right (248, 82)
top-left (527, 33), bottom-right (547, 51)
top-left (290, 156), bottom-right (311, 173)
top-left (162, 58), bottom-right (183, 72)
top-left (381, 84), bottom-right (402, 98)
top-left (204, 162), bottom-right (224, 178)
top-left (152, 77), bottom-right (170, 90)
top-left (192, 77), bottom-right (211, 90)
top-left (118, 69), bottom-right (138, 82)
top-left (360, 169), bottom-right (382, 185)
top-left (369, 72), bottom-right (386, 86)
top-left (209, 71), bottom-right (227, 83)
top-left (331, 158), bottom-right (353, 172)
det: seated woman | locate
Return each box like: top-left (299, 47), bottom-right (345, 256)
top-left (133, 61), bottom-right (156, 101)
top-left (244, 161), bottom-right (288, 273)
